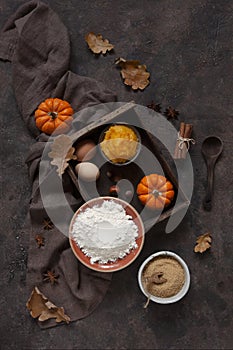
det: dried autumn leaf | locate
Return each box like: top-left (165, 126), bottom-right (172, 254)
top-left (48, 134), bottom-right (76, 177)
top-left (115, 57), bottom-right (150, 90)
top-left (85, 32), bottom-right (114, 54)
top-left (26, 286), bottom-right (70, 324)
top-left (194, 232), bottom-right (212, 253)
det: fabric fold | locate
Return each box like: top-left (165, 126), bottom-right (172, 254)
top-left (0, 0), bottom-right (116, 328)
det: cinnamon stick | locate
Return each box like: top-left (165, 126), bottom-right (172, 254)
top-left (181, 124), bottom-right (193, 158)
top-left (174, 122), bottom-right (185, 159)
top-left (174, 122), bottom-right (194, 159)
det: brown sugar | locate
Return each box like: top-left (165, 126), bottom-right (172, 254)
top-left (142, 256), bottom-right (185, 298)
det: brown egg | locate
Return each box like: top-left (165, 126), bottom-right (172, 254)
top-left (75, 139), bottom-right (97, 161)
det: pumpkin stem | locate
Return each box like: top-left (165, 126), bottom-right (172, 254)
top-left (152, 189), bottom-right (162, 197)
top-left (49, 111), bottom-right (57, 119)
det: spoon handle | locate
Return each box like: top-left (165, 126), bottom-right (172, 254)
top-left (203, 159), bottom-right (215, 211)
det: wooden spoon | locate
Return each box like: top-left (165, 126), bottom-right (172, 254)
top-left (201, 136), bottom-right (223, 211)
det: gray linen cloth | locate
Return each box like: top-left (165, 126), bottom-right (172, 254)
top-left (0, 0), bottom-right (116, 328)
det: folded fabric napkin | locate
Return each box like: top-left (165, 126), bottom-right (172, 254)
top-left (0, 0), bottom-right (116, 328)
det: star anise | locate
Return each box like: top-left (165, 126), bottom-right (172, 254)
top-left (35, 234), bottom-right (45, 248)
top-left (43, 218), bottom-right (54, 230)
top-left (147, 101), bottom-right (162, 113)
top-left (164, 106), bottom-right (179, 120)
top-left (43, 270), bottom-right (59, 285)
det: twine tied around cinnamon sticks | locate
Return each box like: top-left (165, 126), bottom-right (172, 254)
top-left (177, 132), bottom-right (195, 150)
top-left (174, 122), bottom-right (195, 159)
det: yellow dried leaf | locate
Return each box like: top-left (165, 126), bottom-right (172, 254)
top-left (26, 287), bottom-right (70, 324)
top-left (85, 32), bottom-right (114, 54)
top-left (115, 57), bottom-right (150, 90)
top-left (194, 232), bottom-right (212, 253)
top-left (48, 134), bottom-right (76, 177)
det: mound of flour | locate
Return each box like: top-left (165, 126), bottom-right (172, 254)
top-left (71, 200), bottom-right (139, 264)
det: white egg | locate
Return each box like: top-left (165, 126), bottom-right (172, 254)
top-left (75, 162), bottom-right (100, 182)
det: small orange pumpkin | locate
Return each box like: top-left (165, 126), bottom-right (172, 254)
top-left (137, 174), bottom-right (174, 210)
top-left (34, 98), bottom-right (74, 135)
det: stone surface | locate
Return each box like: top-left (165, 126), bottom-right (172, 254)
top-left (0, 0), bottom-right (233, 349)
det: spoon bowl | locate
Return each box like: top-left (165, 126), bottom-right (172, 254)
top-left (201, 136), bottom-right (223, 211)
top-left (202, 136), bottom-right (223, 158)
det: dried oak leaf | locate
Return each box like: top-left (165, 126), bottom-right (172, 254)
top-left (48, 134), bottom-right (76, 177)
top-left (194, 232), bottom-right (212, 253)
top-left (26, 286), bottom-right (70, 324)
top-left (115, 57), bottom-right (150, 90)
top-left (85, 32), bottom-right (114, 54)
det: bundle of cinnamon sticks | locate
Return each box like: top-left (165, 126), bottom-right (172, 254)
top-left (174, 122), bottom-right (194, 159)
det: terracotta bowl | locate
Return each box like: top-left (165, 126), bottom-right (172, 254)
top-left (69, 196), bottom-right (145, 272)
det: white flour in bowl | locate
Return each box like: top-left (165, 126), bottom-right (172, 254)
top-left (71, 200), bottom-right (139, 264)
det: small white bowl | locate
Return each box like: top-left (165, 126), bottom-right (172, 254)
top-left (138, 251), bottom-right (190, 304)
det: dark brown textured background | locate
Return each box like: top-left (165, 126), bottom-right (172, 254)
top-left (0, 0), bottom-right (232, 349)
